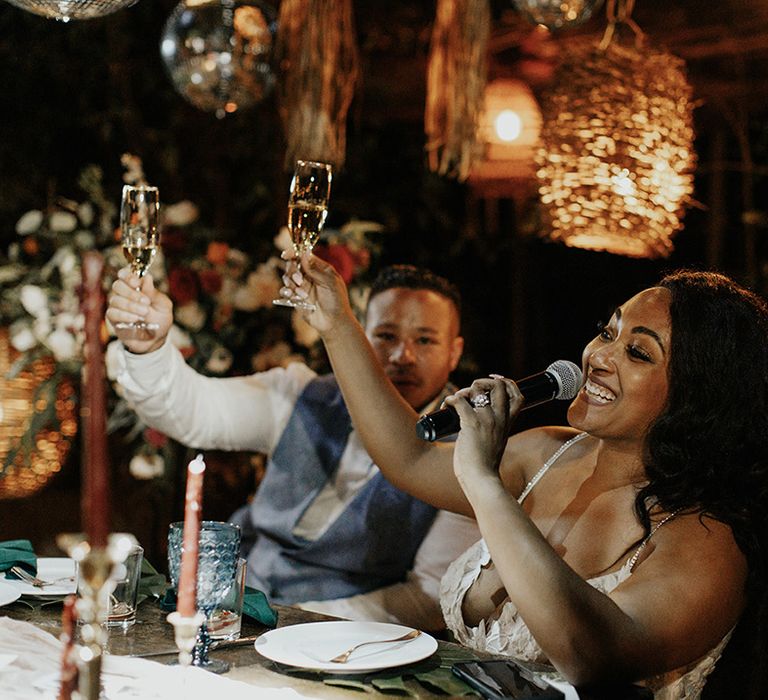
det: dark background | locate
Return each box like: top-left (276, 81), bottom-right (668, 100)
top-left (1, 0), bottom-right (768, 554)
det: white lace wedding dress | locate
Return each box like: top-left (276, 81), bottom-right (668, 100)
top-left (439, 433), bottom-right (731, 700)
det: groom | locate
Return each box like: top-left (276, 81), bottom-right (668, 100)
top-left (107, 263), bottom-right (479, 630)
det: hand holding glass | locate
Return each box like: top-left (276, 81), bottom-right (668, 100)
top-left (115, 184), bottom-right (160, 335)
top-left (273, 160), bottom-right (332, 311)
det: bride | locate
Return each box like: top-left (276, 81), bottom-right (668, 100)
top-left (284, 257), bottom-right (768, 699)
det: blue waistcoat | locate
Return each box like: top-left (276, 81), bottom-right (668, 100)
top-left (233, 375), bottom-right (438, 604)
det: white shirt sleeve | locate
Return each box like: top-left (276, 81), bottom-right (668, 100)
top-left (115, 339), bottom-right (316, 454)
top-left (297, 511), bottom-right (481, 631)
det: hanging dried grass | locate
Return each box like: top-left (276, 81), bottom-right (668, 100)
top-left (425, 0), bottom-right (491, 181)
top-left (276, 0), bottom-right (359, 171)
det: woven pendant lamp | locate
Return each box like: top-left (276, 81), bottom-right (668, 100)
top-left (536, 0), bottom-right (696, 258)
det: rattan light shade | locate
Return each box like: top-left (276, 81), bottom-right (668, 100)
top-left (536, 37), bottom-right (696, 258)
top-left (0, 330), bottom-right (77, 500)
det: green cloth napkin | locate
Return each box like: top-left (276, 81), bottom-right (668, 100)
top-left (159, 585), bottom-right (278, 628)
top-left (242, 586), bottom-right (278, 627)
top-left (0, 539), bottom-right (37, 575)
top-left (137, 558), bottom-right (168, 606)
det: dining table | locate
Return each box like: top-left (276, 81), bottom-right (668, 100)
top-left (1, 594), bottom-right (653, 699)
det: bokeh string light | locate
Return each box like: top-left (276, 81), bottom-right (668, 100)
top-left (0, 330), bottom-right (77, 500)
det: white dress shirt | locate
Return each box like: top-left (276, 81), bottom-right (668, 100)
top-left (116, 339), bottom-right (479, 630)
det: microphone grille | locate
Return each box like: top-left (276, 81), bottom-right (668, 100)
top-left (546, 360), bottom-right (583, 400)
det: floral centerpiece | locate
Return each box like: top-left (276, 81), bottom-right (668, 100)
top-left (0, 155), bottom-right (382, 496)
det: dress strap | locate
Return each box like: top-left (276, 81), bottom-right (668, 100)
top-left (627, 509), bottom-right (680, 572)
top-left (518, 432), bottom-right (588, 504)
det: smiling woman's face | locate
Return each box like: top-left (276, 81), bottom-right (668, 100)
top-left (568, 286), bottom-right (672, 445)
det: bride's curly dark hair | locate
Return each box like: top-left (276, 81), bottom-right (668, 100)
top-left (638, 270), bottom-right (768, 699)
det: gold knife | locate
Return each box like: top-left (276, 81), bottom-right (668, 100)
top-left (129, 634), bottom-right (260, 658)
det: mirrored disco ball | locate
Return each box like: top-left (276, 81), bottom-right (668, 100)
top-left (160, 0), bottom-right (277, 118)
top-left (2, 0), bottom-right (139, 21)
top-left (512, 0), bottom-right (604, 31)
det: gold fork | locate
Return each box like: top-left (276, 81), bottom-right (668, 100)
top-left (329, 629), bottom-right (421, 664)
top-left (9, 566), bottom-right (74, 588)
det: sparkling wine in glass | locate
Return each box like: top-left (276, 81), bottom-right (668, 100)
top-left (273, 160), bottom-right (332, 311)
top-left (114, 184), bottom-right (161, 335)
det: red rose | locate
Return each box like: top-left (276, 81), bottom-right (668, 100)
top-left (144, 428), bottom-right (168, 449)
top-left (161, 227), bottom-right (187, 256)
top-left (198, 268), bottom-right (223, 295)
top-left (314, 243), bottom-right (356, 284)
top-left (168, 267), bottom-right (199, 305)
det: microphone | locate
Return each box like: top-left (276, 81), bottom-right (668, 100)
top-left (415, 360), bottom-right (583, 442)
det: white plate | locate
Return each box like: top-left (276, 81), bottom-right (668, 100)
top-left (254, 621), bottom-right (438, 674)
top-left (2, 558), bottom-right (77, 597)
top-left (0, 581), bottom-right (20, 607)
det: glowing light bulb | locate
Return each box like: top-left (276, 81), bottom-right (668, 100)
top-left (494, 110), bottom-right (522, 142)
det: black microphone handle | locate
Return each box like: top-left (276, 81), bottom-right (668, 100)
top-left (415, 371), bottom-right (560, 442)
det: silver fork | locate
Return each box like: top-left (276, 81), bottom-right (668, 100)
top-left (9, 565), bottom-right (74, 588)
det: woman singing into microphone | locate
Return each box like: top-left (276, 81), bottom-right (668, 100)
top-left (284, 256), bottom-right (768, 699)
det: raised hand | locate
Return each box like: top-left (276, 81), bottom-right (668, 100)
top-left (107, 267), bottom-right (173, 354)
top-left (444, 377), bottom-right (524, 492)
top-left (279, 250), bottom-right (355, 336)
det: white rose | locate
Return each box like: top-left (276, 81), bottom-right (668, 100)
top-left (129, 453), bottom-right (165, 480)
top-left (9, 322), bottom-right (37, 352)
top-left (274, 226), bottom-right (292, 252)
top-left (33, 316), bottom-right (52, 340)
top-left (77, 202), bottom-right (94, 227)
top-left (57, 247), bottom-right (78, 275)
top-left (292, 311), bottom-right (320, 348)
top-left (49, 211), bottom-right (78, 233)
top-left (175, 302), bottom-right (206, 331)
top-left (227, 248), bottom-right (249, 269)
top-left (168, 324), bottom-right (193, 351)
top-left (73, 231), bottom-right (96, 249)
top-left (0, 264), bottom-right (24, 284)
top-left (233, 265), bottom-right (281, 311)
top-left (164, 200), bottom-right (199, 227)
top-left (206, 345), bottom-right (233, 374)
top-left (20, 284), bottom-right (49, 317)
top-left (15, 210), bottom-right (44, 235)
top-left (46, 328), bottom-right (79, 362)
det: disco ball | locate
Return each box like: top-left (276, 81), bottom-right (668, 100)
top-left (512, 0), bottom-right (604, 31)
top-left (160, 0), bottom-right (277, 118)
top-left (2, 0), bottom-right (139, 21)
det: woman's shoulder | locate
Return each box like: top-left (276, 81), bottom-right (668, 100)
top-left (500, 426), bottom-right (586, 493)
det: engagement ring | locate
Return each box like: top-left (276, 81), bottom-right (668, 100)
top-left (471, 393), bottom-right (491, 408)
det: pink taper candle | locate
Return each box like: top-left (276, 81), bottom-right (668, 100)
top-left (80, 251), bottom-right (110, 547)
top-left (177, 454), bottom-right (206, 617)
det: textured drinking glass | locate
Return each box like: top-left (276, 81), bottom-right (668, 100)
top-left (207, 557), bottom-right (246, 641)
top-left (272, 160), bottom-right (332, 311)
top-left (168, 520), bottom-right (241, 673)
top-left (106, 543), bottom-right (143, 629)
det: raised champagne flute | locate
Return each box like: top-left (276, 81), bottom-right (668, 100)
top-left (273, 159), bottom-right (332, 311)
top-left (114, 184), bottom-right (161, 336)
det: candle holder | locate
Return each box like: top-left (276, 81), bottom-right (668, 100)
top-left (167, 611), bottom-right (206, 667)
top-left (56, 532), bottom-right (137, 700)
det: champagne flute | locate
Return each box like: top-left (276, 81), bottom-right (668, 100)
top-left (114, 184), bottom-right (161, 335)
top-left (273, 160), bottom-right (332, 311)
